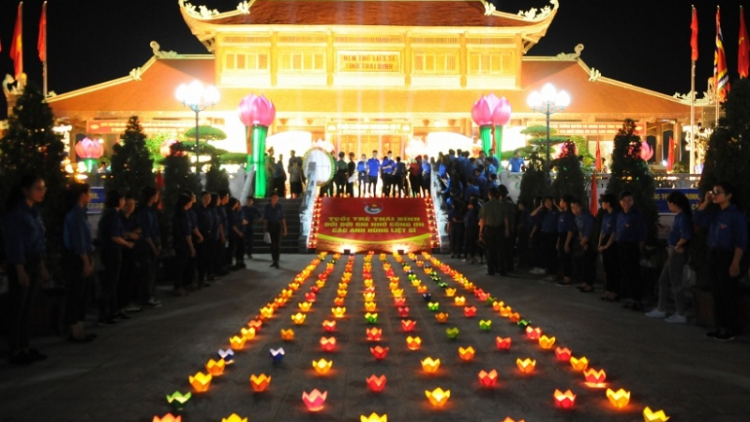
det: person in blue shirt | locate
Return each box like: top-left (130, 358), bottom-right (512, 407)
top-left (194, 192), bottom-right (213, 287)
top-left (227, 198), bottom-right (246, 270)
top-left (264, 192), bottom-right (287, 268)
top-left (208, 193), bottom-right (224, 280)
top-left (464, 179), bottom-right (479, 203)
top-left (98, 190), bottom-right (135, 322)
top-left (694, 181), bottom-right (748, 341)
top-left (118, 192), bottom-right (142, 313)
top-left (241, 196), bottom-right (262, 259)
top-left (62, 183), bottom-right (96, 339)
top-left (571, 198), bottom-right (596, 292)
top-left (366, 150), bottom-right (380, 197)
top-left (614, 191), bottom-right (648, 311)
top-left (216, 191), bottom-right (230, 276)
top-left (3, 175), bottom-right (49, 365)
top-left (463, 197), bottom-right (482, 264)
top-left (171, 194), bottom-right (196, 296)
top-left (357, 154), bottom-right (367, 198)
top-left (134, 186), bottom-right (162, 308)
top-left (420, 155), bottom-right (432, 197)
top-left (646, 191), bottom-right (693, 323)
top-left (508, 150), bottom-right (526, 173)
top-left (487, 149), bottom-right (501, 174)
top-left (380, 152), bottom-right (394, 197)
top-left (531, 196), bottom-right (559, 279)
top-left (597, 193), bottom-right (620, 301)
top-left (555, 195), bottom-right (577, 286)
top-left (448, 202), bottom-right (465, 259)
top-left (394, 156), bottom-right (407, 197)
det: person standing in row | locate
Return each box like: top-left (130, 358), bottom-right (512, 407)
top-left (347, 152), bottom-right (356, 197)
top-left (335, 151), bottom-right (348, 197)
top-left (3, 175), bottom-right (50, 365)
top-left (227, 198), bottom-right (245, 269)
top-left (119, 192), bottom-right (142, 312)
top-left (556, 195), bottom-right (576, 286)
top-left (62, 183), bottom-right (96, 340)
top-left (194, 192), bottom-right (213, 288)
top-left (264, 192), bottom-right (287, 268)
top-left (366, 151), bottom-right (380, 197)
top-left (598, 194), bottom-right (620, 301)
top-left (171, 194), bottom-right (196, 296)
top-left (571, 198), bottom-right (596, 292)
top-left (356, 154), bottom-right (367, 198)
top-left (242, 196), bottom-right (262, 259)
top-left (615, 191), bottom-right (647, 311)
top-left (646, 191), bottom-right (693, 323)
top-left (694, 181), bottom-right (747, 341)
top-left (532, 197), bottom-right (558, 281)
top-left (184, 190), bottom-right (203, 289)
top-left (381, 151), bottom-right (394, 197)
top-left (135, 186), bottom-right (162, 308)
top-left (289, 161), bottom-right (303, 199)
top-left (98, 190), bottom-right (135, 320)
top-left (479, 187), bottom-right (508, 276)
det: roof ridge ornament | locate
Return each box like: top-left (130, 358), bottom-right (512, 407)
top-left (517, 0), bottom-right (558, 21)
top-left (673, 91), bottom-right (712, 106)
top-left (588, 68), bottom-right (601, 82)
top-left (556, 43), bottom-right (584, 60)
top-left (129, 67), bottom-right (143, 81)
top-left (179, 0), bottom-right (219, 18)
top-left (150, 41), bottom-right (180, 59)
top-left (237, 1), bottom-right (252, 15)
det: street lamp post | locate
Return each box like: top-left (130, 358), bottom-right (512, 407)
top-left (176, 80), bottom-right (220, 180)
top-left (527, 83), bottom-right (570, 172)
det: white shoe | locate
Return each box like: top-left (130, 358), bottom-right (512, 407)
top-left (645, 309), bottom-right (667, 318)
top-left (665, 313), bottom-right (687, 324)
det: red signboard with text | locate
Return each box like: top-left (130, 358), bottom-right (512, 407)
top-left (315, 198), bottom-right (433, 253)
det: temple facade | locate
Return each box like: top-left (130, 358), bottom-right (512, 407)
top-left (44, 0), bottom-right (702, 167)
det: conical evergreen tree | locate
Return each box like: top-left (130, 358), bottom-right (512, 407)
top-left (518, 148), bottom-right (549, 205)
top-left (162, 142), bottom-right (201, 216)
top-left (605, 118), bottom-right (657, 240)
top-left (107, 115), bottom-right (154, 194)
top-left (550, 140), bottom-right (586, 202)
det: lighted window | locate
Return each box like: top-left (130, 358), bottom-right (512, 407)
top-left (224, 51), bottom-right (269, 72)
top-left (413, 51), bottom-right (458, 75)
top-left (280, 51), bottom-right (325, 72)
top-left (468, 51), bottom-right (513, 75)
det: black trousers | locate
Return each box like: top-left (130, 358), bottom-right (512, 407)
top-left (601, 237), bottom-right (620, 293)
top-left (409, 176), bottom-right (420, 197)
top-left (618, 241), bottom-right (642, 301)
top-left (99, 248), bottom-right (122, 319)
top-left (196, 239), bottom-right (211, 282)
top-left (172, 244), bottom-right (190, 290)
top-left (268, 221), bottom-right (282, 263)
top-left (576, 247), bottom-right (597, 286)
top-left (6, 256), bottom-right (41, 353)
top-left (62, 250), bottom-right (90, 326)
top-left (382, 174), bottom-right (392, 197)
top-left (134, 248), bottom-right (155, 303)
top-left (367, 176), bottom-right (377, 197)
top-left (708, 248), bottom-right (740, 331)
top-left (449, 224), bottom-right (464, 256)
top-left (464, 226), bottom-right (480, 259)
top-left (119, 248), bottom-right (135, 308)
top-left (541, 232), bottom-right (559, 274)
top-left (245, 228), bottom-right (255, 257)
top-left (483, 225), bottom-right (502, 275)
top-left (516, 228), bottom-right (530, 268)
top-left (230, 235), bottom-right (245, 265)
top-left (558, 232), bottom-right (574, 279)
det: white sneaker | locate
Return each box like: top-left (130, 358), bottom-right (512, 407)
top-left (645, 309), bottom-right (667, 318)
top-left (665, 313), bottom-right (687, 324)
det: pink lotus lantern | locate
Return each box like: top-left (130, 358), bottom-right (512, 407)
top-left (640, 141), bottom-right (654, 161)
top-left (471, 93), bottom-right (512, 154)
top-left (238, 93), bottom-right (276, 197)
top-left (302, 389), bottom-right (327, 412)
top-left (75, 137), bottom-right (104, 172)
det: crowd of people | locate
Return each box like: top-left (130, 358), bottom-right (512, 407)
top-left (2, 175), bottom-right (287, 366)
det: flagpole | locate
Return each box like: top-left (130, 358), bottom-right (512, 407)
top-left (690, 34), bottom-right (696, 173)
top-left (715, 6), bottom-right (720, 130)
top-left (42, 1), bottom-right (47, 98)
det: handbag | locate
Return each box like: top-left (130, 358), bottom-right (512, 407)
top-left (263, 232), bottom-right (272, 244)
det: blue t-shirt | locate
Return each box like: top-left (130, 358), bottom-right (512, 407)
top-left (64, 205), bottom-right (93, 255)
top-left (575, 211), bottom-right (595, 239)
top-left (509, 156), bottom-right (525, 172)
top-left (615, 209), bottom-right (647, 243)
top-left (264, 203), bottom-right (285, 223)
top-left (97, 208), bottom-right (125, 250)
top-left (668, 212), bottom-right (693, 247)
top-left (600, 211), bottom-right (617, 236)
top-left (366, 158), bottom-right (380, 177)
top-left (694, 204), bottom-right (748, 251)
top-left (541, 209), bottom-right (559, 233)
top-left (557, 210), bottom-right (576, 233)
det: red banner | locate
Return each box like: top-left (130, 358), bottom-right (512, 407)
top-left (315, 198), bottom-right (434, 253)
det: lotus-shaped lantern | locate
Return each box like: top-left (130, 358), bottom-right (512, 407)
top-left (401, 319), bottom-right (416, 332)
top-left (366, 327), bottom-right (382, 341)
top-left (152, 414), bottom-right (182, 422)
top-left (240, 327), bottom-right (256, 340)
top-left (606, 388), bottom-right (630, 409)
top-left (364, 301), bottom-right (377, 312)
top-left (397, 307), bottom-right (410, 317)
top-left (312, 358), bottom-right (333, 375)
top-left (584, 368), bottom-right (607, 387)
top-left (555, 347), bottom-right (572, 362)
top-left (554, 389), bottom-right (577, 409)
top-left (458, 346), bottom-right (475, 361)
top-left (478, 369), bottom-right (498, 387)
top-left (322, 320), bottom-right (337, 332)
top-left (365, 312), bottom-right (378, 324)
top-left (525, 326), bottom-right (542, 340)
top-left (446, 327), bottom-right (460, 340)
top-left (319, 336), bottom-right (337, 352)
top-left (421, 357), bottom-right (441, 373)
top-left (270, 347), bottom-right (285, 363)
top-left (302, 388), bottom-right (327, 412)
top-left (435, 312), bottom-right (449, 323)
top-left (428, 302), bottom-right (440, 312)
top-left (570, 356), bottom-right (589, 372)
top-left (360, 413), bottom-right (387, 422)
top-left (370, 345), bottom-right (389, 360)
top-left (229, 335), bottom-right (246, 350)
top-left (538, 335), bottom-right (556, 349)
top-left (464, 306), bottom-right (477, 318)
top-left (643, 406), bottom-right (670, 422)
top-left (238, 94), bottom-right (276, 127)
top-left (333, 297), bottom-right (345, 306)
top-left (298, 302), bottom-right (312, 312)
top-left (280, 328), bottom-right (295, 341)
top-left (406, 336), bottom-right (422, 351)
top-left (218, 348), bottom-right (234, 364)
top-left (189, 372), bottom-right (212, 393)
top-left (221, 414), bottom-right (248, 422)
top-left (366, 374), bottom-right (387, 393)
top-left (393, 297), bottom-right (406, 307)
top-left (165, 391), bottom-right (191, 412)
top-left (454, 296), bottom-right (466, 306)
top-left (249, 374), bottom-right (271, 392)
top-left (445, 288), bottom-right (456, 297)
top-left (291, 313), bottom-right (307, 325)
top-left (425, 387), bottom-right (450, 408)
top-left (205, 359), bottom-right (225, 376)
top-left (332, 307), bottom-right (346, 318)
top-left (495, 337), bottom-right (512, 350)
top-left (479, 319), bottom-right (492, 331)
top-left (516, 358), bottom-right (536, 374)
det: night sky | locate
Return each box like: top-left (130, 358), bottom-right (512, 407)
top-left (0, 0), bottom-right (745, 120)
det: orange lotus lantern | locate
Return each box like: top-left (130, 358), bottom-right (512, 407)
top-left (260, 306), bottom-right (274, 319)
top-left (397, 307), bottom-right (410, 317)
top-left (332, 307), bottom-right (346, 318)
top-left (333, 297), bottom-right (345, 306)
top-left (425, 387), bottom-right (450, 408)
top-left (365, 374), bottom-right (387, 393)
top-left (392, 289), bottom-right (404, 298)
top-left (606, 388), bottom-right (630, 409)
top-left (389, 281), bottom-right (399, 290)
top-left (495, 337), bottom-right (512, 350)
top-left (364, 279), bottom-right (374, 288)
top-left (337, 289), bottom-right (348, 297)
top-left (401, 319), bottom-right (416, 332)
top-left (249, 374), bottom-right (271, 392)
top-left (291, 313), bottom-right (307, 325)
top-left (364, 302), bottom-right (377, 312)
top-left (338, 282), bottom-right (348, 289)
top-left (463, 306), bottom-right (477, 318)
top-left (312, 358), bottom-right (333, 375)
top-left (406, 336), bottom-right (422, 351)
top-left (478, 369), bottom-right (498, 387)
top-left (516, 358), bottom-right (536, 374)
top-left (274, 297), bottom-right (287, 307)
top-left (643, 406), bottom-right (670, 422)
top-left (362, 292), bottom-right (375, 302)
top-left (281, 328), bottom-right (295, 341)
top-left (458, 346), bottom-right (475, 361)
top-left (584, 368), bottom-right (607, 387)
top-left (305, 292), bottom-right (316, 302)
top-left (316, 279), bottom-right (326, 288)
top-left (221, 413), bottom-right (248, 422)
top-left (366, 327), bottom-right (383, 341)
top-left (435, 312), bottom-right (449, 323)
top-left (525, 326), bottom-right (542, 340)
top-left (360, 413), bottom-right (387, 422)
top-left (248, 319), bottom-right (263, 331)
top-left (229, 335), bottom-right (247, 350)
top-left (417, 285), bottom-right (428, 294)
top-left (500, 418), bottom-right (526, 422)
top-left (322, 320), bottom-right (337, 332)
top-left (421, 357), bottom-right (441, 373)
top-left (319, 336), bottom-right (337, 352)
top-left (454, 296), bottom-right (466, 306)
top-left (189, 372), bottom-right (212, 392)
top-left (152, 414), bottom-right (182, 422)
top-left (570, 356), bottom-right (589, 372)
top-left (445, 288), bottom-right (456, 297)
top-left (411, 279), bottom-right (421, 287)
top-left (205, 359), bottom-right (225, 376)
top-left (302, 389), bottom-right (327, 412)
top-left (555, 347), bottom-right (572, 362)
top-left (554, 389), bottom-right (577, 409)
top-left (298, 302), bottom-right (312, 312)
top-left (538, 335), bottom-right (556, 349)
top-left (509, 312), bottom-right (521, 323)
top-left (393, 297), bottom-right (406, 307)
top-left (370, 345), bottom-right (389, 360)
top-left (240, 327), bottom-right (256, 340)
top-left (492, 300), bottom-right (505, 311)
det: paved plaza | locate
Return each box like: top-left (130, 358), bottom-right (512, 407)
top-left (1, 252), bottom-right (749, 422)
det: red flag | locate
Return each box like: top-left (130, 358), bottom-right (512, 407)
top-left (595, 141), bottom-right (602, 172)
top-left (9, 3), bottom-right (23, 80)
top-left (740, 6), bottom-right (750, 78)
top-left (715, 7), bottom-right (730, 102)
top-left (667, 137), bottom-right (675, 172)
top-left (37, 2), bottom-right (46, 63)
top-left (691, 6), bottom-right (699, 61)
top-left (590, 172), bottom-right (598, 216)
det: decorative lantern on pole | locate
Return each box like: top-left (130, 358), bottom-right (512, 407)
top-left (175, 80), bottom-right (220, 182)
top-left (238, 94), bottom-right (276, 198)
top-left (471, 94), bottom-right (499, 155)
top-left (75, 137), bottom-right (104, 172)
top-left (493, 96), bottom-right (512, 155)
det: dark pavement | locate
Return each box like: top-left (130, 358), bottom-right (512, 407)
top-left (1, 252), bottom-right (748, 422)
